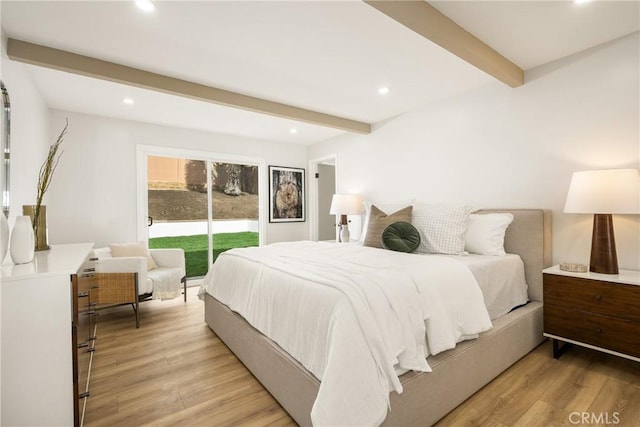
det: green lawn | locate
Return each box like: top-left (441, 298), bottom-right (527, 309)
top-left (149, 232), bottom-right (258, 278)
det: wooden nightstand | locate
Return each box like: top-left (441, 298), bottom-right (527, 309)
top-left (543, 265), bottom-right (640, 362)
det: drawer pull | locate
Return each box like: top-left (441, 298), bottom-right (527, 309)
top-left (79, 392), bottom-right (90, 399)
top-left (594, 295), bottom-right (602, 301)
top-left (78, 291), bottom-right (89, 298)
top-left (77, 342), bottom-right (89, 349)
top-left (595, 328), bottom-right (602, 334)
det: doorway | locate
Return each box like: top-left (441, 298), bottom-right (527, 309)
top-left (137, 146), bottom-right (265, 279)
top-left (309, 155), bottom-right (337, 241)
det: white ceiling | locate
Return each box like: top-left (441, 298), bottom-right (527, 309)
top-left (1, 1), bottom-right (638, 145)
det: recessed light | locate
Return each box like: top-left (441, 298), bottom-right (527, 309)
top-left (574, 0), bottom-right (591, 4)
top-left (290, 128), bottom-right (298, 134)
top-left (135, 0), bottom-right (155, 13)
top-left (378, 86), bottom-right (390, 95)
top-left (122, 97), bottom-right (134, 105)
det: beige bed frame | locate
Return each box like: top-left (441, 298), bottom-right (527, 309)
top-left (204, 209), bottom-right (552, 426)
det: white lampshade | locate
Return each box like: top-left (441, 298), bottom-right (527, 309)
top-left (329, 194), bottom-right (364, 215)
top-left (564, 169), bottom-right (640, 214)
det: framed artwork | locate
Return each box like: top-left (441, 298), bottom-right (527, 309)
top-left (269, 165), bottom-right (305, 222)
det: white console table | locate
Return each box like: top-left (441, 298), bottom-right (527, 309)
top-left (1, 243), bottom-right (94, 426)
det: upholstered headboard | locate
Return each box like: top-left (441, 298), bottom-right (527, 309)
top-left (478, 209), bottom-right (552, 303)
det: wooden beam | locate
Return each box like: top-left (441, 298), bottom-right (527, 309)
top-left (364, 1), bottom-right (524, 88)
top-left (7, 38), bottom-right (371, 134)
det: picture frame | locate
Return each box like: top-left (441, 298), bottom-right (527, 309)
top-left (269, 165), bottom-right (305, 222)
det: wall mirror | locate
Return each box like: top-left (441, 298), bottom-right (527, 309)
top-left (1, 80), bottom-right (10, 218)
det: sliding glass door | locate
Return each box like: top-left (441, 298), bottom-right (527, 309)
top-left (145, 155), bottom-right (260, 278)
top-left (209, 162), bottom-right (259, 264)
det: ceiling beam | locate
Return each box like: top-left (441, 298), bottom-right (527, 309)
top-left (7, 38), bottom-right (371, 134)
top-left (364, 1), bottom-right (524, 88)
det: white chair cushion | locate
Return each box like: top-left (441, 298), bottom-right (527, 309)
top-left (92, 247), bottom-right (112, 259)
top-left (109, 242), bottom-right (158, 270)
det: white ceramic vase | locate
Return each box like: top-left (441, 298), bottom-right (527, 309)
top-left (10, 215), bottom-right (35, 264)
top-left (0, 213), bottom-right (9, 263)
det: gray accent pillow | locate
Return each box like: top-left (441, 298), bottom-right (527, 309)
top-left (363, 205), bottom-right (413, 249)
top-left (382, 221), bottom-right (421, 253)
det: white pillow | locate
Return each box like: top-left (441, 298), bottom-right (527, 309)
top-left (109, 242), bottom-right (158, 270)
top-left (464, 213), bottom-right (514, 256)
top-left (412, 204), bottom-right (475, 255)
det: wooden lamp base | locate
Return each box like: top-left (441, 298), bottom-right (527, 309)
top-left (338, 214), bottom-right (350, 243)
top-left (589, 214), bottom-right (618, 274)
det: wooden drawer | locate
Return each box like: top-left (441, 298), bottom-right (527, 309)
top-left (77, 274), bottom-right (95, 343)
top-left (77, 273), bottom-right (93, 293)
top-left (77, 322), bottom-right (96, 400)
top-left (74, 267), bottom-right (98, 427)
top-left (77, 274), bottom-right (95, 318)
top-left (545, 305), bottom-right (640, 358)
top-left (544, 274), bottom-right (640, 321)
top-left (77, 305), bottom-right (96, 346)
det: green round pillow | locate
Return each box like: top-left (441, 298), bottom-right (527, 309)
top-left (381, 221), bottom-right (421, 253)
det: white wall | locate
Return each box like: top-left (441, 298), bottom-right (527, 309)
top-left (308, 33), bottom-right (640, 270)
top-left (47, 111), bottom-right (308, 248)
top-left (1, 33), bottom-right (51, 228)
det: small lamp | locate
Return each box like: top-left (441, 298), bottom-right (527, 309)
top-left (329, 194), bottom-right (364, 243)
top-left (564, 168), bottom-right (640, 274)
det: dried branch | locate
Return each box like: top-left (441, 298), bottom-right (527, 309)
top-left (32, 119), bottom-right (68, 234)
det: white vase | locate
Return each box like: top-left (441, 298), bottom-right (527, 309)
top-left (10, 216), bottom-right (35, 264)
top-left (0, 213), bottom-right (8, 263)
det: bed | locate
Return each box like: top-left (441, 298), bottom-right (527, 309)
top-left (202, 209), bottom-right (551, 426)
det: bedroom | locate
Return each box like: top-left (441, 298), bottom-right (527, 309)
top-left (1, 1), bottom-right (639, 426)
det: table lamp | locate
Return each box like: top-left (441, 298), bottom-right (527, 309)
top-left (564, 168), bottom-right (640, 274)
top-left (329, 194), bottom-right (364, 243)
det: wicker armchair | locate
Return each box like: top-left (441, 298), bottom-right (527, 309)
top-left (91, 246), bottom-right (186, 327)
top-left (92, 272), bottom-right (140, 326)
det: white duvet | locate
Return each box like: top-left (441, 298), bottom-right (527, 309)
top-left (200, 241), bottom-right (492, 426)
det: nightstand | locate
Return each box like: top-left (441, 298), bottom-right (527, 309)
top-left (543, 265), bottom-right (640, 362)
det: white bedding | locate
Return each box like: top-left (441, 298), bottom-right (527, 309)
top-left (451, 254), bottom-right (528, 320)
top-left (200, 241), bottom-right (492, 427)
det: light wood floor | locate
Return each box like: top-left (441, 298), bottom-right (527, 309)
top-left (84, 287), bottom-right (640, 427)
